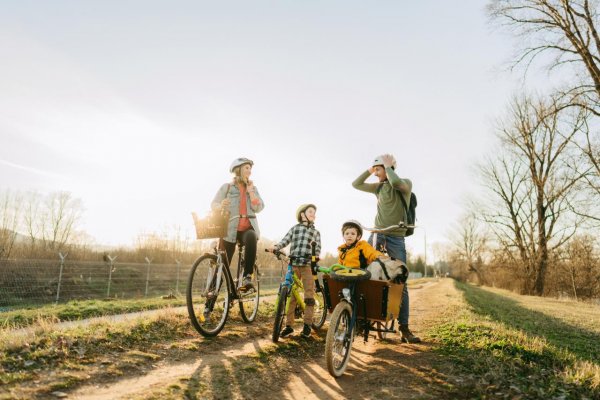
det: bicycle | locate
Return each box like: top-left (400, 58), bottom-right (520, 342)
top-left (267, 244), bottom-right (328, 342)
top-left (322, 222), bottom-right (412, 377)
top-left (186, 238), bottom-right (260, 337)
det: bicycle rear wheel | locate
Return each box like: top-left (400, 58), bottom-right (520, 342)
top-left (187, 254), bottom-right (230, 337)
top-left (272, 285), bottom-right (288, 343)
top-left (311, 288), bottom-right (327, 330)
top-left (239, 263), bottom-right (260, 323)
top-left (325, 301), bottom-right (354, 378)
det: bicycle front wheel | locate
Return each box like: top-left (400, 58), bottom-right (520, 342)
top-left (239, 263), bottom-right (260, 323)
top-left (325, 301), bottom-right (354, 378)
top-left (272, 285), bottom-right (288, 343)
top-left (311, 288), bottom-right (327, 330)
top-left (187, 254), bottom-right (230, 337)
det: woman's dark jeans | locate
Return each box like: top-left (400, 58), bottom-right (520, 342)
top-left (223, 229), bottom-right (257, 277)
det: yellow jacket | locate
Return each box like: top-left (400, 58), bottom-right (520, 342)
top-left (337, 240), bottom-right (383, 269)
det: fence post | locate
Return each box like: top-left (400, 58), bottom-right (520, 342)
top-left (106, 255), bottom-right (117, 298)
top-left (55, 252), bottom-right (68, 304)
top-left (175, 259), bottom-right (181, 295)
top-left (144, 257), bottom-right (152, 297)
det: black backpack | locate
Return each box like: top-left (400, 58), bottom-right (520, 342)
top-left (376, 184), bottom-right (417, 236)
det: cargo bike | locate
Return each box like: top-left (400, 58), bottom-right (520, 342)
top-left (321, 223), bottom-right (410, 377)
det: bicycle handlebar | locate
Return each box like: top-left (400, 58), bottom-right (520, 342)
top-left (265, 248), bottom-right (288, 261)
top-left (359, 222), bottom-right (416, 233)
top-left (265, 248), bottom-right (357, 275)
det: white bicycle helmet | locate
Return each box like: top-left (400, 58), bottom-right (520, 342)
top-left (372, 155), bottom-right (397, 170)
top-left (229, 157), bottom-right (254, 173)
top-left (341, 219), bottom-right (363, 239)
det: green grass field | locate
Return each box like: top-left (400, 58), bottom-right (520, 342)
top-left (428, 281), bottom-right (600, 399)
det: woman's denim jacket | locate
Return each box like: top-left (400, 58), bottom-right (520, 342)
top-left (211, 182), bottom-right (264, 243)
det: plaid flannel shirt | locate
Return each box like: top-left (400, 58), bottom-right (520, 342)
top-left (274, 223), bottom-right (321, 266)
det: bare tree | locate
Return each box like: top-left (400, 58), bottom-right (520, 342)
top-left (488, 0), bottom-right (600, 110)
top-left (479, 94), bottom-right (588, 295)
top-left (0, 190), bottom-right (22, 259)
top-left (449, 212), bottom-right (490, 284)
top-left (22, 191), bottom-right (83, 255)
top-left (488, 0), bottom-right (600, 221)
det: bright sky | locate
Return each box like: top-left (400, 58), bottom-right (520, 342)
top-left (0, 1), bottom-right (521, 258)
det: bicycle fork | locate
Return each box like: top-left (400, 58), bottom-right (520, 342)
top-left (202, 256), bottom-right (225, 320)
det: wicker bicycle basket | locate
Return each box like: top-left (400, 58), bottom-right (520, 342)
top-left (192, 211), bottom-right (229, 240)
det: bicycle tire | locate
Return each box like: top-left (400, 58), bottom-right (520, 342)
top-left (330, 269), bottom-right (371, 283)
top-left (311, 288), bottom-right (327, 330)
top-left (186, 254), bottom-right (230, 337)
top-left (239, 263), bottom-right (260, 323)
top-left (272, 285), bottom-right (289, 343)
top-left (325, 301), bottom-right (354, 378)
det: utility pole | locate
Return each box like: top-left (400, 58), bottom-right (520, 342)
top-left (423, 229), bottom-right (427, 278)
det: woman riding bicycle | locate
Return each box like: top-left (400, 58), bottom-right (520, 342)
top-left (211, 157), bottom-right (264, 291)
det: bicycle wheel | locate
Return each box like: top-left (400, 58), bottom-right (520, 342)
top-left (325, 301), bottom-right (354, 378)
top-left (330, 268), bottom-right (371, 283)
top-left (376, 320), bottom-right (395, 340)
top-left (311, 288), bottom-right (327, 330)
top-left (186, 254), bottom-right (230, 337)
top-left (239, 263), bottom-right (260, 323)
top-left (272, 285), bottom-right (289, 343)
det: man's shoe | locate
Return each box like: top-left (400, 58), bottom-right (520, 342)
top-left (301, 323), bottom-right (311, 338)
top-left (280, 326), bottom-right (294, 338)
top-left (399, 324), bottom-right (421, 343)
top-left (240, 276), bottom-right (254, 291)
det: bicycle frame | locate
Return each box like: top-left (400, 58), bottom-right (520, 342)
top-left (277, 264), bottom-right (322, 315)
top-left (207, 243), bottom-right (250, 302)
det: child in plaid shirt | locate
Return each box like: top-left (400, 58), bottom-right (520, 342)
top-left (269, 203), bottom-right (321, 338)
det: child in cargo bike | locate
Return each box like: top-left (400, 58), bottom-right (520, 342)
top-left (337, 220), bottom-right (382, 269)
top-left (337, 220), bottom-right (408, 290)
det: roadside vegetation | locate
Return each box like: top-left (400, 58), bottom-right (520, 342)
top-left (429, 281), bottom-right (600, 399)
top-left (1, 289), bottom-right (279, 330)
top-left (0, 304), bottom-right (274, 399)
top-left (0, 297), bottom-right (186, 329)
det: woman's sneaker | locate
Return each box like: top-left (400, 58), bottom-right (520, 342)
top-left (280, 326), bottom-right (294, 338)
top-left (240, 276), bottom-right (254, 291)
top-left (300, 323), bottom-right (312, 338)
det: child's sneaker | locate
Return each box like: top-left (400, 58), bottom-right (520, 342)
top-left (301, 323), bottom-right (311, 338)
top-left (280, 326), bottom-right (294, 338)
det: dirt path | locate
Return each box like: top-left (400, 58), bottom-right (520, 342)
top-left (69, 338), bottom-right (276, 400)
top-left (280, 279), bottom-right (451, 399)
top-left (67, 279), bottom-right (456, 399)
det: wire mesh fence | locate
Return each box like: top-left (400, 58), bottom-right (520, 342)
top-left (0, 257), bottom-right (284, 309)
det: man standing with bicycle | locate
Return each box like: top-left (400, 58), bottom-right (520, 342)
top-left (352, 154), bottom-right (421, 343)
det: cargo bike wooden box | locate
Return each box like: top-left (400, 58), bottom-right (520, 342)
top-left (321, 268), bottom-right (405, 377)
